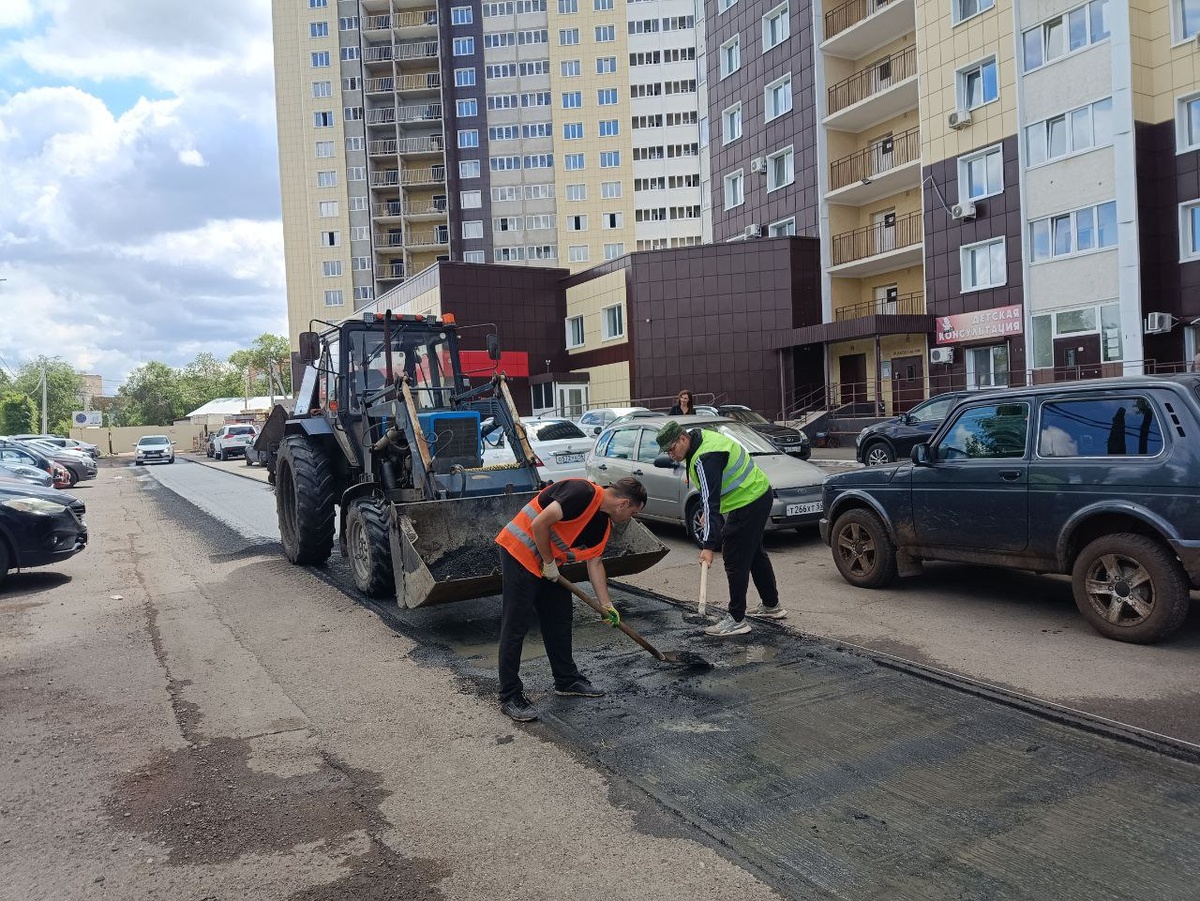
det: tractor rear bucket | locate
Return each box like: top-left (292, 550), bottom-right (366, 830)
top-left (387, 492), bottom-right (669, 609)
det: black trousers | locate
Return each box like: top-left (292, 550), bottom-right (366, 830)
top-left (721, 489), bottom-right (778, 620)
top-left (498, 547), bottom-right (585, 703)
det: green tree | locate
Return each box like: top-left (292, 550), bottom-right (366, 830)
top-left (0, 392), bottom-right (36, 434)
top-left (179, 353), bottom-right (242, 413)
top-left (110, 361), bottom-right (186, 427)
top-left (13, 357), bottom-right (85, 435)
top-left (229, 333), bottom-right (292, 397)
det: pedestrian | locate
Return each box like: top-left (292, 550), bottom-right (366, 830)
top-left (494, 476), bottom-right (647, 722)
top-left (657, 420), bottom-right (786, 636)
top-left (668, 390), bottom-right (696, 416)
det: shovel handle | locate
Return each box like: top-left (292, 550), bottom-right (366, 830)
top-left (555, 576), bottom-right (666, 662)
top-left (698, 560), bottom-right (709, 616)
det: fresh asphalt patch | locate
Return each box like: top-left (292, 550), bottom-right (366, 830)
top-left (148, 479), bottom-right (1200, 901)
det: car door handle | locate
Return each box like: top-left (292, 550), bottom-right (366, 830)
top-left (597, 463), bottom-right (608, 470)
top-left (998, 470), bottom-right (1022, 481)
top-left (632, 468), bottom-right (644, 476)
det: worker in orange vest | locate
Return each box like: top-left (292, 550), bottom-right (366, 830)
top-left (495, 476), bottom-right (647, 722)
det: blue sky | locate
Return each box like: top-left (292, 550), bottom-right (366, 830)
top-left (0, 0), bottom-right (286, 395)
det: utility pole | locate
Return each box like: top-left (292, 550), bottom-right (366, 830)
top-left (41, 362), bottom-right (47, 434)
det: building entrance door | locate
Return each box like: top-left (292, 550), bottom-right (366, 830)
top-left (890, 354), bottom-right (923, 413)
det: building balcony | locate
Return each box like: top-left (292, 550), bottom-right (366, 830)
top-left (374, 231), bottom-right (407, 248)
top-left (370, 170), bottom-right (401, 189)
top-left (365, 103), bottom-right (443, 126)
top-left (364, 72), bottom-right (441, 95)
top-left (394, 40), bottom-right (439, 66)
top-left (372, 199), bottom-right (447, 219)
top-left (822, 0), bottom-right (916, 60)
top-left (827, 125), bottom-right (921, 203)
top-left (362, 9), bottom-right (437, 34)
top-left (401, 165), bottom-right (446, 186)
top-left (368, 136), bottom-right (445, 158)
top-left (405, 227), bottom-right (450, 249)
top-left (379, 262), bottom-right (406, 281)
top-left (829, 210), bottom-right (923, 276)
top-left (825, 45), bottom-right (918, 132)
top-left (834, 290), bottom-right (924, 321)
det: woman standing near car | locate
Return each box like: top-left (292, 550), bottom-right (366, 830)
top-left (669, 390), bottom-right (695, 416)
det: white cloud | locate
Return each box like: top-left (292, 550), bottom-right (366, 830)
top-left (0, 0), bottom-right (34, 29)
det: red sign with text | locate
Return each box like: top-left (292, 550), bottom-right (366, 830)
top-left (936, 304), bottom-right (1023, 345)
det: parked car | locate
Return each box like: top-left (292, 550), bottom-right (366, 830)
top-left (0, 480), bottom-right (88, 588)
top-left (134, 435), bottom-right (175, 465)
top-left (0, 462), bottom-right (55, 488)
top-left (585, 413), bottom-right (826, 546)
top-left (577, 407), bottom-right (651, 436)
top-left (12, 434), bottom-right (100, 460)
top-left (484, 417), bottom-right (594, 483)
top-left (821, 375), bottom-right (1200, 644)
top-left (854, 391), bottom-right (975, 466)
top-left (19, 439), bottom-right (98, 486)
top-left (694, 404), bottom-right (811, 460)
top-left (0, 440), bottom-right (73, 488)
top-left (210, 424), bottom-right (257, 460)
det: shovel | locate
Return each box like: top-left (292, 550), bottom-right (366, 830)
top-left (556, 576), bottom-right (711, 669)
top-left (682, 560), bottom-right (716, 625)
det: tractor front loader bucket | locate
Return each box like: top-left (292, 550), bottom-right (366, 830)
top-left (387, 492), bottom-right (669, 609)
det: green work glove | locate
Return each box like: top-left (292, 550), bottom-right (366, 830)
top-left (602, 606), bottom-right (621, 628)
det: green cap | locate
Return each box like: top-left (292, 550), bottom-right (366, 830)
top-left (656, 420), bottom-right (684, 450)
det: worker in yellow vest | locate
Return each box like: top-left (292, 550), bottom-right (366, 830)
top-left (657, 420), bottom-right (787, 637)
top-left (494, 476), bottom-right (647, 722)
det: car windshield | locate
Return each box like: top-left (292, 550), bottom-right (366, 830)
top-left (722, 408), bottom-right (770, 425)
top-left (700, 421), bottom-right (779, 454)
top-left (225, 427), bottom-right (255, 436)
top-left (533, 420), bottom-right (586, 441)
top-left (140, 437), bottom-right (171, 446)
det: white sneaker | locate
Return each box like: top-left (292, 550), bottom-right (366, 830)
top-left (747, 603), bottom-right (787, 620)
top-left (704, 614), bottom-right (751, 637)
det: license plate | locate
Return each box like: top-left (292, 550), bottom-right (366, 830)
top-left (555, 452), bottom-right (585, 464)
top-left (785, 502), bottom-right (822, 517)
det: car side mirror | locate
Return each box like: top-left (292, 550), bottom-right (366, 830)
top-left (486, 333), bottom-right (502, 361)
top-left (298, 331), bottom-right (320, 366)
top-left (592, 427), bottom-right (601, 436)
top-left (653, 453), bottom-right (676, 469)
top-left (911, 443), bottom-right (931, 466)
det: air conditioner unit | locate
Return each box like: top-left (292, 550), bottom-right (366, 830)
top-left (930, 347), bottom-right (954, 365)
top-left (951, 200), bottom-right (977, 220)
top-left (744, 223), bottom-right (761, 238)
top-left (750, 156), bottom-right (767, 174)
top-left (947, 109), bottom-right (972, 130)
top-left (1144, 312), bottom-right (1174, 334)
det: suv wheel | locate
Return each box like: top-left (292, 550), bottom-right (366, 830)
top-left (1071, 533), bottom-right (1191, 644)
top-left (830, 508), bottom-right (897, 588)
top-left (864, 442), bottom-right (895, 466)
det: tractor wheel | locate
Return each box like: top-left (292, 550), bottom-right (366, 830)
top-left (347, 497), bottom-right (395, 598)
top-left (275, 435), bottom-right (335, 566)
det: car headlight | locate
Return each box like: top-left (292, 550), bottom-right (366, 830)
top-left (2, 497), bottom-right (68, 515)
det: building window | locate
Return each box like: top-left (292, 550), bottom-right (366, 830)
top-left (315, 141), bottom-right (335, 157)
top-left (322, 260), bottom-right (342, 277)
top-left (568, 245), bottom-right (590, 262)
top-left (564, 122), bottom-right (584, 139)
top-left (958, 145), bottom-right (1003, 201)
top-left (354, 287), bottom-right (374, 302)
top-left (343, 77), bottom-right (360, 92)
top-left (317, 170), bottom-right (337, 187)
top-left (462, 221), bottom-right (484, 239)
top-left (601, 182), bottom-right (621, 200)
top-left (343, 106), bottom-right (363, 121)
top-left (958, 58), bottom-right (998, 111)
top-left (459, 159), bottom-right (480, 178)
top-left (566, 184), bottom-right (587, 201)
top-left (721, 103), bottom-right (742, 144)
top-left (1175, 0), bottom-right (1200, 39)
top-left (1030, 201), bottom-right (1118, 261)
top-left (312, 81), bottom-right (332, 98)
top-left (767, 146), bottom-right (794, 191)
top-left (768, 218), bottom-right (796, 236)
top-left (318, 201), bottom-right (338, 217)
top-left (350, 226), bottom-right (368, 241)
top-left (561, 60), bottom-right (581, 77)
top-left (310, 0), bottom-right (328, 6)
top-left (765, 74), bottom-right (792, 121)
top-left (310, 22), bottom-right (329, 38)
top-left (560, 28), bottom-right (580, 45)
top-left (464, 251), bottom-right (486, 263)
top-left (457, 99), bottom-right (478, 117)
top-left (953, 0), bottom-right (995, 25)
top-left (595, 0), bottom-right (614, 8)
top-left (454, 68), bottom-right (475, 87)
top-left (719, 0), bottom-right (737, 9)
top-left (600, 150), bottom-right (620, 168)
top-left (762, 3), bottom-right (789, 51)
top-left (597, 56), bottom-right (617, 74)
top-left (1177, 92), bottom-right (1200, 152)
top-left (311, 51), bottom-right (331, 67)
top-left (559, 0), bottom-right (577, 10)
top-left (1026, 97), bottom-right (1113, 166)
top-left (345, 136), bottom-right (363, 151)
top-left (566, 315), bottom-right (585, 348)
top-left (457, 129), bottom-right (479, 148)
top-left (599, 119), bottom-right (619, 137)
top-left (602, 304), bottom-right (625, 340)
top-left (595, 24), bottom-right (616, 41)
top-left (347, 167), bottom-right (365, 181)
top-left (351, 256), bottom-right (370, 270)
top-left (340, 47), bottom-right (359, 61)
top-left (1181, 201), bottom-right (1200, 260)
top-left (1022, 0), bottom-right (1110, 72)
top-left (563, 91), bottom-right (583, 109)
top-left (598, 88), bottom-right (618, 105)
top-left (720, 37), bottom-right (740, 78)
top-left (348, 196), bottom-right (367, 211)
top-left (324, 290), bottom-right (344, 306)
top-left (961, 238), bottom-right (1007, 291)
top-left (320, 230), bottom-right (340, 247)
top-left (461, 190), bottom-right (483, 208)
top-left (603, 211), bottom-right (623, 228)
top-left (452, 6), bottom-right (473, 24)
top-left (565, 153), bottom-right (585, 170)
top-left (453, 37), bottom-right (474, 55)
top-left (724, 171), bottom-right (744, 209)
top-left (568, 214), bottom-right (588, 231)
top-left (313, 111), bottom-right (334, 127)
top-left (604, 243), bottom-right (625, 259)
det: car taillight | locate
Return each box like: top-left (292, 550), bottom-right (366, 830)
top-left (533, 455), bottom-right (545, 467)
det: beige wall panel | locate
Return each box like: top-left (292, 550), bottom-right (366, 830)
top-left (1021, 45), bottom-right (1113, 123)
top-left (578, 360), bottom-right (631, 406)
top-left (825, 109), bottom-right (920, 160)
top-left (1023, 145), bottom-right (1115, 218)
top-left (1026, 250), bottom-right (1119, 312)
top-left (565, 268), bottom-right (628, 352)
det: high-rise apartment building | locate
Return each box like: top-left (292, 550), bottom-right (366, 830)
top-left (272, 0), bottom-right (705, 346)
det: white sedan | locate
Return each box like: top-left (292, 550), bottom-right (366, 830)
top-left (484, 417), bottom-right (595, 483)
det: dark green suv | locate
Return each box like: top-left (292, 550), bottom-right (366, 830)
top-left (820, 376), bottom-right (1200, 644)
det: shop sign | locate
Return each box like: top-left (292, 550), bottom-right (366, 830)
top-left (936, 304), bottom-right (1023, 345)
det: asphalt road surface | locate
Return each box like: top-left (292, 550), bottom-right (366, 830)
top-left (2, 458), bottom-right (1197, 901)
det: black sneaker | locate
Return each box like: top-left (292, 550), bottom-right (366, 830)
top-left (554, 678), bottom-right (605, 698)
top-left (500, 693), bottom-right (538, 722)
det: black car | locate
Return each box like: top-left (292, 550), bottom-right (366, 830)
top-left (0, 481), bottom-right (88, 588)
top-left (821, 376), bottom-right (1200, 644)
top-left (854, 391), bottom-right (974, 465)
top-left (695, 404), bottom-right (811, 459)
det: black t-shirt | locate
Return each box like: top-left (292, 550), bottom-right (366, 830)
top-left (539, 479), bottom-right (609, 550)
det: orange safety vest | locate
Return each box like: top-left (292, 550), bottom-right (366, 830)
top-left (495, 482), bottom-right (612, 577)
